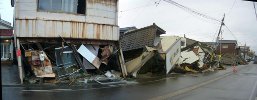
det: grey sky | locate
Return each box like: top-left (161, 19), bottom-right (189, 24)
top-left (119, 0), bottom-right (257, 53)
top-left (1, 0), bottom-right (256, 52)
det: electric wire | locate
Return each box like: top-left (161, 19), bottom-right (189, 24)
top-left (163, 0), bottom-right (221, 23)
top-left (119, 0), bottom-right (156, 18)
top-left (131, 0), bottom-right (156, 24)
top-left (224, 24), bottom-right (238, 41)
top-left (227, 0), bottom-right (237, 15)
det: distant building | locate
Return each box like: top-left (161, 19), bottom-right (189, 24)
top-left (216, 40), bottom-right (237, 55)
top-left (238, 46), bottom-right (250, 60)
top-left (0, 18), bottom-right (13, 61)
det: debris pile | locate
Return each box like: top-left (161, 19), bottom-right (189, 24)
top-left (120, 23), bottom-right (167, 77)
top-left (220, 53), bottom-right (247, 65)
top-left (173, 42), bottom-right (222, 73)
top-left (20, 38), bottom-right (125, 85)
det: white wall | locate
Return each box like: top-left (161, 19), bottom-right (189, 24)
top-left (165, 39), bottom-right (181, 74)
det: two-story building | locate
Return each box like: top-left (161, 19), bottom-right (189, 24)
top-left (13, 0), bottom-right (119, 83)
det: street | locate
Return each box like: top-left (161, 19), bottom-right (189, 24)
top-left (1, 0), bottom-right (257, 100)
top-left (2, 62), bottom-right (257, 100)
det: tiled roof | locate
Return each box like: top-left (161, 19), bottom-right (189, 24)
top-left (120, 23), bottom-right (166, 51)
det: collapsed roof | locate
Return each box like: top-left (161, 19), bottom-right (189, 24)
top-left (120, 23), bottom-right (166, 51)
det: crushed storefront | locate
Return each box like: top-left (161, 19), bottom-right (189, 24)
top-left (19, 39), bottom-right (126, 85)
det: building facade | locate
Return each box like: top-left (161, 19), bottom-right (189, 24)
top-left (13, 0), bottom-right (119, 83)
top-left (216, 40), bottom-right (237, 55)
top-left (0, 18), bottom-right (14, 61)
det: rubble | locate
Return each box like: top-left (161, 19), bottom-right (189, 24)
top-left (125, 46), bottom-right (157, 77)
top-left (25, 50), bottom-right (55, 78)
top-left (174, 41), bottom-right (221, 74)
top-left (120, 23), bottom-right (167, 77)
top-left (19, 40), bottom-right (126, 85)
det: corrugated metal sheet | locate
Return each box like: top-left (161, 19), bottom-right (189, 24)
top-left (14, 0), bottom-right (118, 40)
top-left (15, 19), bottom-right (119, 40)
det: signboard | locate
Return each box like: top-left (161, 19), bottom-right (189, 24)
top-left (16, 49), bottom-right (21, 56)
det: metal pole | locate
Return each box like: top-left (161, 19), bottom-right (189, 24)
top-left (244, 43), bottom-right (246, 60)
top-left (17, 39), bottom-right (23, 84)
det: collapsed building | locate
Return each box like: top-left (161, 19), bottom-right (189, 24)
top-left (120, 23), bottom-right (166, 77)
top-left (12, 0), bottom-right (125, 84)
top-left (172, 38), bottom-right (222, 73)
top-left (120, 23), bottom-right (182, 77)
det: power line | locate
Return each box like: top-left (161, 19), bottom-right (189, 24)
top-left (119, 0), bottom-right (156, 18)
top-left (131, 0), bottom-right (155, 25)
top-left (163, 0), bottom-right (221, 23)
top-left (227, 0), bottom-right (237, 15)
top-left (224, 24), bottom-right (239, 42)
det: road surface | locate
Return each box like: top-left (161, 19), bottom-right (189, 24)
top-left (2, 63), bottom-right (257, 100)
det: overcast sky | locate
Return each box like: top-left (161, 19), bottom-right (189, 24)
top-left (119, 0), bottom-right (257, 53)
top-left (0, 0), bottom-right (256, 52)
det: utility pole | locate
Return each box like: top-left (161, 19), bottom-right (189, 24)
top-left (216, 14), bottom-right (225, 67)
top-left (244, 43), bottom-right (246, 60)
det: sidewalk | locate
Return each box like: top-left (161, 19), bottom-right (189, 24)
top-left (1, 63), bottom-right (21, 85)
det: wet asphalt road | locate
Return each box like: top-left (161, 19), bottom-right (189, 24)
top-left (2, 63), bottom-right (257, 100)
top-left (169, 63), bottom-right (257, 100)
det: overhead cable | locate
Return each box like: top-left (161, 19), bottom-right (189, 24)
top-left (163, 0), bottom-right (221, 23)
top-left (224, 24), bottom-right (239, 41)
top-left (227, 0), bottom-right (237, 15)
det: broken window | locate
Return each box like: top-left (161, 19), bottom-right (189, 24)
top-left (38, 0), bottom-right (85, 14)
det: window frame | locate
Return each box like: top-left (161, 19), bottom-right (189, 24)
top-left (37, 0), bottom-right (86, 15)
